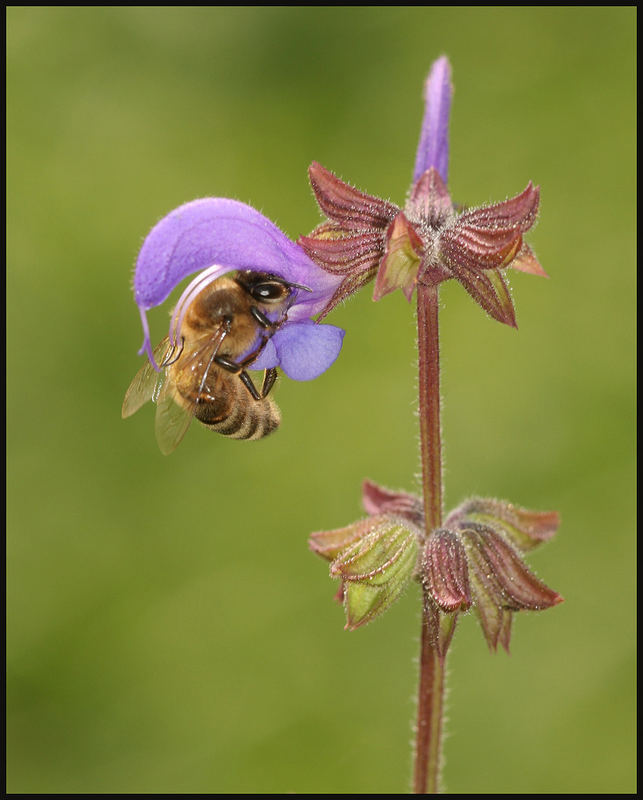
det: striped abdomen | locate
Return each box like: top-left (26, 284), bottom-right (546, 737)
top-left (174, 371), bottom-right (281, 441)
top-left (200, 391), bottom-right (281, 440)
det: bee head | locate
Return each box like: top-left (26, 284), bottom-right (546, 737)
top-left (236, 271), bottom-right (312, 306)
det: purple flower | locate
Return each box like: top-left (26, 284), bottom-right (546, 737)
top-left (132, 198), bottom-right (345, 379)
top-left (300, 55), bottom-right (547, 325)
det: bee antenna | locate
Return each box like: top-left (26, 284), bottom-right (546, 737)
top-left (287, 281), bottom-right (313, 293)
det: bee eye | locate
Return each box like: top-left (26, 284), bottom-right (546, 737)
top-left (251, 282), bottom-right (288, 302)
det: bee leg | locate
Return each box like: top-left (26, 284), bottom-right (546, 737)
top-left (214, 355), bottom-right (242, 373)
top-left (215, 354), bottom-right (269, 402)
top-left (249, 306), bottom-right (276, 330)
top-left (238, 370), bottom-right (262, 401)
top-left (261, 368), bottom-right (278, 398)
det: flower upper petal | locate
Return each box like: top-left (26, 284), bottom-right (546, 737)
top-left (135, 198), bottom-right (341, 312)
top-left (132, 198), bottom-right (343, 363)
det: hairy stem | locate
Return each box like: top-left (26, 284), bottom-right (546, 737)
top-left (413, 284), bottom-right (447, 794)
top-left (417, 285), bottom-right (443, 530)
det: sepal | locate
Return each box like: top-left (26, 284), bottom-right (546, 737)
top-left (311, 483), bottom-right (562, 651)
top-left (423, 593), bottom-right (459, 662)
top-left (332, 521), bottom-right (418, 630)
top-left (309, 517), bottom-right (383, 562)
top-left (510, 242), bottom-right (548, 277)
top-left (458, 182), bottom-right (539, 233)
top-left (310, 512), bottom-right (419, 631)
top-left (447, 497), bottom-right (560, 553)
top-left (422, 529), bottom-right (471, 612)
top-left (421, 496), bottom-right (563, 652)
top-left (373, 212), bottom-right (424, 302)
top-left (407, 167), bottom-right (454, 228)
top-left (461, 524), bottom-right (563, 612)
top-left (307, 161), bottom-right (398, 231)
top-left (452, 266), bottom-right (517, 327)
top-left (361, 479), bottom-right (424, 526)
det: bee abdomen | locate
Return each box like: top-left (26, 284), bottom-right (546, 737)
top-left (205, 397), bottom-right (281, 440)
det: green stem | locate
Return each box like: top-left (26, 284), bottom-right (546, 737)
top-left (413, 284), bottom-right (447, 794)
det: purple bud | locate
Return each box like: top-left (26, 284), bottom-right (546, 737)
top-left (413, 56), bottom-right (453, 185)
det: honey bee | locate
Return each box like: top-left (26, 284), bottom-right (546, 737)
top-left (122, 270), bottom-right (307, 454)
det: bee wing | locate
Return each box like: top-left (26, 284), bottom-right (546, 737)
top-left (121, 338), bottom-right (175, 418)
top-left (154, 386), bottom-right (195, 455)
top-left (154, 325), bottom-right (230, 455)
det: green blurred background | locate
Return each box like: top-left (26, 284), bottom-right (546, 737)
top-left (7, 7), bottom-right (635, 794)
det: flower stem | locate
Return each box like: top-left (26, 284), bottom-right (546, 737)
top-left (416, 285), bottom-right (443, 530)
top-left (413, 284), bottom-right (447, 794)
